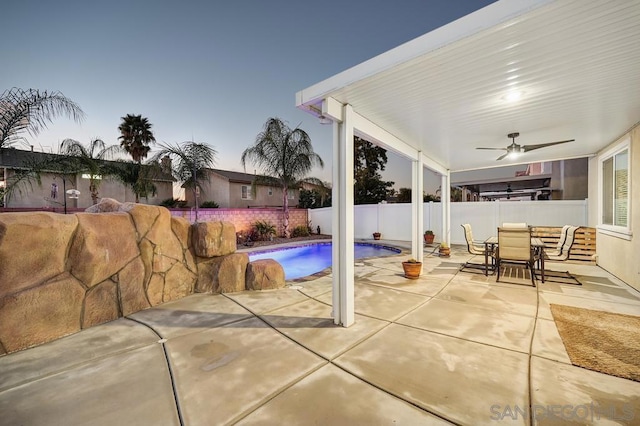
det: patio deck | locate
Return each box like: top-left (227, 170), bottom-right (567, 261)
top-left (1, 243), bottom-right (639, 425)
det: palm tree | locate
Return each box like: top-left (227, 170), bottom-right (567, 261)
top-left (118, 114), bottom-right (155, 163)
top-left (241, 117), bottom-right (323, 238)
top-left (0, 88), bottom-right (85, 148)
top-left (60, 138), bottom-right (122, 204)
top-left (108, 160), bottom-right (158, 203)
top-left (151, 141), bottom-right (217, 222)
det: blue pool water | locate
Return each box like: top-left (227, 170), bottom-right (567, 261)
top-left (248, 243), bottom-right (401, 280)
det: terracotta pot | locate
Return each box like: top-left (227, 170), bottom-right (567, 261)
top-left (439, 247), bottom-right (451, 257)
top-left (402, 261), bottom-right (422, 279)
top-left (373, 232), bottom-right (381, 240)
top-left (424, 234), bottom-right (435, 244)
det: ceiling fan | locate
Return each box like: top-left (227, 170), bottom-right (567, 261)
top-left (476, 132), bottom-right (575, 161)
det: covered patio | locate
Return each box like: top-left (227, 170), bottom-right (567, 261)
top-left (2, 246), bottom-right (638, 424)
top-left (296, 0), bottom-right (640, 325)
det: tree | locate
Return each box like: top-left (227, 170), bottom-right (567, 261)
top-left (241, 117), bottom-right (323, 238)
top-left (118, 114), bottom-right (155, 163)
top-left (151, 141), bottom-right (217, 222)
top-left (299, 188), bottom-right (332, 209)
top-left (60, 138), bottom-right (121, 204)
top-left (397, 187), bottom-right (441, 203)
top-left (0, 88), bottom-right (84, 148)
top-left (354, 136), bottom-right (394, 204)
top-left (108, 160), bottom-right (158, 203)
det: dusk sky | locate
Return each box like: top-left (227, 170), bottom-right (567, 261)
top-left (2, 0), bottom-right (499, 193)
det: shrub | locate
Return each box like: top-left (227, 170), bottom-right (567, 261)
top-left (291, 225), bottom-right (310, 237)
top-left (160, 198), bottom-right (187, 208)
top-left (200, 200), bottom-right (219, 208)
top-left (253, 220), bottom-right (276, 241)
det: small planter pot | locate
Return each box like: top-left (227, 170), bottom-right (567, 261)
top-left (424, 234), bottom-right (435, 244)
top-left (373, 232), bottom-right (381, 240)
top-left (439, 247), bottom-right (451, 257)
top-left (402, 261), bottom-right (422, 279)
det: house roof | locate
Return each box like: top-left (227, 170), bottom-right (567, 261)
top-left (296, 0), bottom-right (640, 172)
top-left (209, 168), bottom-right (256, 184)
top-left (0, 148), bottom-right (175, 182)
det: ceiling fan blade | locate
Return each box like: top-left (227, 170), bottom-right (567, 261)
top-left (522, 139), bottom-right (574, 152)
top-left (496, 153), bottom-right (509, 161)
top-left (476, 147), bottom-right (507, 151)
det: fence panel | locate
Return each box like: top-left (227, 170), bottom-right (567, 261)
top-left (308, 200), bottom-right (588, 244)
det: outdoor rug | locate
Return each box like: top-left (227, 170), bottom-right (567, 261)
top-left (550, 304), bottom-right (640, 382)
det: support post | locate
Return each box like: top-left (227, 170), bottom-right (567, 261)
top-left (441, 172), bottom-right (451, 244)
top-left (411, 153), bottom-right (424, 264)
top-left (332, 104), bottom-right (355, 327)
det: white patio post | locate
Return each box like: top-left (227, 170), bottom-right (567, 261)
top-left (331, 104), bottom-right (355, 327)
top-left (412, 153), bottom-right (424, 263)
top-left (441, 172), bottom-right (451, 244)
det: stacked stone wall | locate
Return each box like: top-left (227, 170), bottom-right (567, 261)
top-left (169, 208), bottom-right (309, 235)
top-left (0, 200), bottom-right (285, 355)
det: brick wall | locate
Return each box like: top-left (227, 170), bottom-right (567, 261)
top-left (169, 207), bottom-right (309, 236)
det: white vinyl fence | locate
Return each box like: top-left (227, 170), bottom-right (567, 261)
top-left (309, 200), bottom-right (588, 245)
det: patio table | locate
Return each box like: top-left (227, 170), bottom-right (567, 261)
top-left (483, 236), bottom-right (545, 282)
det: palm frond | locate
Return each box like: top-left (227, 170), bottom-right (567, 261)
top-left (0, 88), bottom-right (85, 148)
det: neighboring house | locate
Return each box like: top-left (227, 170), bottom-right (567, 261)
top-left (187, 168), bottom-right (299, 208)
top-left (0, 147), bottom-right (173, 208)
top-left (452, 158), bottom-right (588, 201)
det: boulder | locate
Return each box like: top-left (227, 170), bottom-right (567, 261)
top-left (246, 259), bottom-right (286, 290)
top-left (197, 253), bottom-right (249, 293)
top-left (0, 212), bottom-right (78, 297)
top-left (0, 273), bottom-right (85, 353)
top-left (82, 279), bottom-right (119, 328)
top-left (84, 197), bottom-right (122, 213)
top-left (67, 213), bottom-right (139, 287)
top-left (119, 203), bottom-right (161, 240)
top-left (192, 221), bottom-right (236, 257)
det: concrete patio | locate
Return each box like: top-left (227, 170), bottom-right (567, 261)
top-left (1, 243), bottom-right (639, 425)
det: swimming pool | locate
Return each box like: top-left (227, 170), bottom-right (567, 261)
top-left (248, 242), bottom-right (401, 280)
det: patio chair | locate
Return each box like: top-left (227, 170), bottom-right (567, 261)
top-left (460, 223), bottom-right (494, 273)
top-left (537, 226), bottom-right (581, 285)
top-left (496, 227), bottom-right (539, 286)
top-left (502, 222), bottom-right (528, 229)
top-left (545, 226), bottom-right (579, 261)
top-left (544, 225), bottom-right (571, 257)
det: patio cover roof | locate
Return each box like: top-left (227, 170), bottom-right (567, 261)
top-left (296, 0), bottom-right (640, 172)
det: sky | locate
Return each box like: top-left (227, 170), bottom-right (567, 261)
top-left (1, 0), bottom-right (499, 194)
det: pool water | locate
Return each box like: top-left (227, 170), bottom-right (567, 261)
top-left (248, 242), bottom-right (401, 280)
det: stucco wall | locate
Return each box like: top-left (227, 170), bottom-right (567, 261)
top-left (4, 171), bottom-right (172, 208)
top-left (193, 172), bottom-right (231, 207)
top-left (592, 124), bottom-right (640, 289)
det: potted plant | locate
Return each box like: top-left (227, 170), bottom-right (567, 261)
top-left (439, 241), bottom-right (451, 257)
top-left (373, 232), bottom-right (381, 240)
top-left (424, 230), bottom-right (435, 244)
top-left (402, 258), bottom-right (422, 279)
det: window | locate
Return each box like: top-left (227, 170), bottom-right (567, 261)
top-left (268, 187), bottom-right (273, 196)
top-left (599, 139), bottom-right (630, 237)
top-left (288, 191), bottom-right (296, 200)
top-left (241, 185), bottom-right (252, 200)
